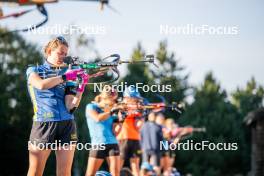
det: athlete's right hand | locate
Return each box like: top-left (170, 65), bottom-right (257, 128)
top-left (110, 107), bottom-right (119, 115)
top-left (62, 69), bottom-right (84, 81)
top-left (110, 103), bottom-right (127, 115)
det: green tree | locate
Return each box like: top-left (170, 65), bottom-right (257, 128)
top-left (232, 77), bottom-right (264, 116)
top-left (150, 40), bottom-right (188, 118)
top-left (177, 72), bottom-right (247, 176)
top-left (121, 42), bottom-right (152, 86)
top-left (231, 77), bottom-right (264, 175)
top-left (122, 41), bottom-right (188, 108)
top-left (0, 29), bottom-right (42, 175)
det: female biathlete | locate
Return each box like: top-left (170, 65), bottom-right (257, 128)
top-left (162, 118), bottom-right (193, 175)
top-left (85, 87), bottom-right (124, 176)
top-left (116, 86), bottom-right (144, 176)
top-left (162, 118), bottom-right (177, 173)
top-left (26, 36), bottom-right (87, 176)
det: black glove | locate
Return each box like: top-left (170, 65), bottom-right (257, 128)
top-left (110, 107), bottom-right (119, 116)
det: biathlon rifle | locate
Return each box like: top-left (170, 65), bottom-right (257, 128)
top-left (171, 126), bottom-right (206, 141)
top-left (63, 54), bottom-right (157, 85)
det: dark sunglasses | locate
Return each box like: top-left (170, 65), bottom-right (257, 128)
top-left (56, 36), bottom-right (68, 46)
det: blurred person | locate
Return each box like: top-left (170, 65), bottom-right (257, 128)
top-left (161, 118), bottom-right (177, 173)
top-left (120, 167), bottom-right (134, 176)
top-left (85, 86), bottom-right (124, 176)
top-left (140, 112), bottom-right (163, 175)
top-left (163, 167), bottom-right (181, 176)
top-left (162, 118), bottom-right (195, 174)
top-left (155, 113), bottom-right (169, 174)
top-left (117, 86), bottom-right (144, 176)
top-left (140, 162), bottom-right (157, 176)
top-left (95, 170), bottom-right (112, 176)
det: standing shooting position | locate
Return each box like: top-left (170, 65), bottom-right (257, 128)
top-left (85, 86), bottom-right (124, 176)
top-left (26, 36), bottom-right (88, 176)
top-left (117, 86), bottom-right (144, 176)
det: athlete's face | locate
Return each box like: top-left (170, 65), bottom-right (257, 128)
top-left (148, 112), bottom-right (156, 121)
top-left (156, 114), bottom-right (165, 125)
top-left (48, 44), bottom-right (68, 66)
top-left (102, 96), bottom-right (117, 109)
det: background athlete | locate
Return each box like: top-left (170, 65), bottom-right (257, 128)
top-left (117, 86), bottom-right (144, 176)
top-left (85, 86), bottom-right (124, 176)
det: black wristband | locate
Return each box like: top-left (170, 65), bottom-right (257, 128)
top-left (110, 108), bottom-right (119, 116)
top-left (61, 75), bottom-right (67, 82)
top-left (69, 107), bottom-right (77, 114)
top-left (65, 86), bottom-right (77, 96)
top-left (113, 118), bottom-right (119, 123)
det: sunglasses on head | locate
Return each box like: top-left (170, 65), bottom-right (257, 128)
top-left (55, 36), bottom-right (68, 46)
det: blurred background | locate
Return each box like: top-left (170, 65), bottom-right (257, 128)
top-left (0, 0), bottom-right (264, 175)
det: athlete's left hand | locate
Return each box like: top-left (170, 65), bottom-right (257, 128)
top-left (77, 73), bottom-right (89, 93)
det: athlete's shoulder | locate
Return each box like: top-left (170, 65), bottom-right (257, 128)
top-left (86, 102), bottom-right (100, 111)
top-left (26, 64), bottom-right (47, 77)
top-left (26, 65), bottom-right (38, 79)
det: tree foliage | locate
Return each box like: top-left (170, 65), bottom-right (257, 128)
top-left (177, 72), bottom-right (252, 175)
top-left (0, 29), bottom-right (42, 175)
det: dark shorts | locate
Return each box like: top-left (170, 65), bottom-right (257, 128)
top-left (89, 144), bottom-right (120, 159)
top-left (119, 139), bottom-right (142, 160)
top-left (29, 119), bottom-right (78, 149)
top-left (142, 150), bottom-right (161, 166)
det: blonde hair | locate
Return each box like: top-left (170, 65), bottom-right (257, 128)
top-left (43, 37), bottom-right (68, 58)
top-left (94, 85), bottom-right (118, 103)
